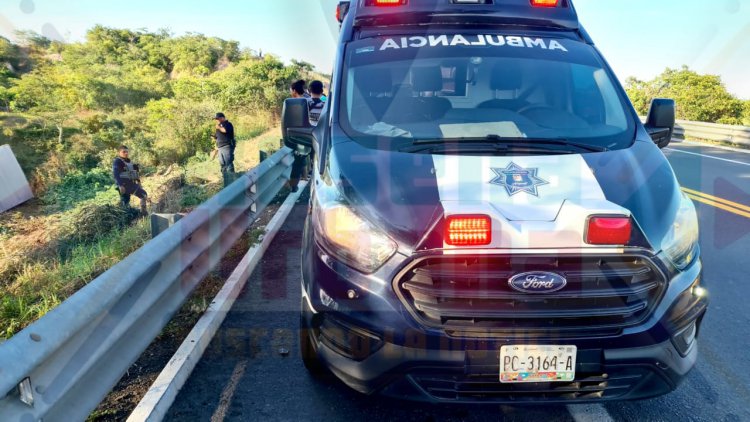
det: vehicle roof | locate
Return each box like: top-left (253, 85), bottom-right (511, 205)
top-left (349, 0), bottom-right (581, 31)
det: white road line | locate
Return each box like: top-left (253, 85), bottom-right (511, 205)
top-left (567, 404), bottom-right (615, 422)
top-left (127, 182), bottom-right (308, 422)
top-left (665, 147), bottom-right (750, 167)
top-left (210, 360), bottom-right (248, 422)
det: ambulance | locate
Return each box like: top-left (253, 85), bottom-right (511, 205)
top-left (281, 0), bottom-right (708, 403)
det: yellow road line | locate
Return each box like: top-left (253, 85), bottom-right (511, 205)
top-left (685, 193), bottom-right (750, 219)
top-left (682, 187), bottom-right (750, 213)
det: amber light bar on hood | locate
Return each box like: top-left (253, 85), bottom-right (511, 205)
top-left (445, 215), bottom-right (492, 246)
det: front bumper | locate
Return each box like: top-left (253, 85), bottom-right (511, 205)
top-left (301, 234), bottom-right (708, 403)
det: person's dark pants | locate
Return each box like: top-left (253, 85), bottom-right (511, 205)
top-left (120, 183), bottom-right (148, 214)
top-left (218, 146), bottom-right (236, 186)
top-left (290, 154), bottom-right (308, 191)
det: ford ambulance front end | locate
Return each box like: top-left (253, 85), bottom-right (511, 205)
top-left (291, 0), bottom-right (708, 404)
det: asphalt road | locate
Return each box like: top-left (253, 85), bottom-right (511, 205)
top-left (166, 140), bottom-right (750, 422)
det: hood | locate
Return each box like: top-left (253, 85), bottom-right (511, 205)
top-left (432, 153), bottom-right (605, 222)
top-left (331, 138), bottom-right (680, 252)
top-left (582, 137), bottom-right (682, 251)
top-left (331, 141), bottom-right (443, 250)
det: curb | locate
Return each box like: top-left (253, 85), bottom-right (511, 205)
top-left (127, 182), bottom-right (308, 422)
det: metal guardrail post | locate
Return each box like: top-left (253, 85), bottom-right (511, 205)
top-left (0, 147), bottom-right (294, 422)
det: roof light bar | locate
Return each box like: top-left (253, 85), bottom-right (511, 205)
top-left (446, 215), bottom-right (492, 246)
top-left (369, 0), bottom-right (407, 6)
top-left (531, 0), bottom-right (559, 7)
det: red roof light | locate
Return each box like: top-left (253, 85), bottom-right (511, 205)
top-left (371, 0), bottom-right (407, 6)
top-left (446, 215), bottom-right (492, 246)
top-left (586, 216), bottom-right (632, 245)
top-left (531, 0), bottom-right (559, 7)
top-left (336, 2), bottom-right (350, 22)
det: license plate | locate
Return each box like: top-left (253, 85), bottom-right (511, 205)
top-left (500, 345), bottom-right (577, 383)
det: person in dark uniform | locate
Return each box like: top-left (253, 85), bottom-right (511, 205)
top-left (212, 112), bottom-right (236, 186)
top-left (112, 145), bottom-right (148, 216)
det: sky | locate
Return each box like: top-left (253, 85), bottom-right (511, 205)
top-left (0, 0), bottom-right (748, 99)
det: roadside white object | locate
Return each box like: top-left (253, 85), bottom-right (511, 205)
top-left (0, 144), bottom-right (34, 213)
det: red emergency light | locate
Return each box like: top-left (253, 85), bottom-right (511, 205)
top-left (446, 215), bottom-right (492, 246)
top-left (370, 0), bottom-right (407, 6)
top-left (585, 216), bottom-right (632, 245)
top-left (336, 2), bottom-right (350, 22)
top-left (531, 0), bottom-right (559, 7)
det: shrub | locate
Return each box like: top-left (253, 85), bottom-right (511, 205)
top-left (58, 203), bottom-right (141, 247)
top-left (145, 98), bottom-right (216, 165)
top-left (234, 111), bottom-right (274, 140)
top-left (626, 66), bottom-right (744, 124)
top-left (42, 168), bottom-right (114, 211)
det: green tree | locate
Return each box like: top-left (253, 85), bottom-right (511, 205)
top-left (0, 86), bottom-right (13, 110)
top-left (14, 30), bottom-right (51, 50)
top-left (10, 67), bottom-right (78, 144)
top-left (0, 36), bottom-right (20, 73)
top-left (210, 55), bottom-right (298, 113)
top-left (625, 66), bottom-right (743, 124)
top-left (145, 98), bottom-right (216, 165)
top-left (166, 34), bottom-right (239, 77)
top-left (624, 76), bottom-right (654, 117)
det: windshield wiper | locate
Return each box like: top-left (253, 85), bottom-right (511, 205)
top-left (405, 135), bottom-right (608, 153)
top-left (493, 137), bottom-right (610, 153)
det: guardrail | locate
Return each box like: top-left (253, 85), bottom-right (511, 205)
top-left (0, 147), bottom-right (294, 422)
top-left (639, 117), bottom-right (750, 146)
top-left (673, 120), bottom-right (750, 146)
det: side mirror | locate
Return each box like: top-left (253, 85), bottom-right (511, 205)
top-left (281, 98), bottom-right (314, 150)
top-left (645, 98), bottom-right (676, 149)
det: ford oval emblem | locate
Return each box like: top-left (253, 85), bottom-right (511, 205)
top-left (508, 272), bottom-right (567, 294)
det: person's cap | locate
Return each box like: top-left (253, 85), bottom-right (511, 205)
top-left (214, 112), bottom-right (226, 119)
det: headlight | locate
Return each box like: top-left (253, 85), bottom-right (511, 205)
top-left (663, 193), bottom-right (700, 270)
top-left (312, 198), bottom-right (397, 274)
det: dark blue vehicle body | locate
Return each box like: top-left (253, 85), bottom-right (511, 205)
top-left (293, 0), bottom-right (708, 403)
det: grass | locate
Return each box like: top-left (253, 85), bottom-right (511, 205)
top-left (185, 128), bottom-right (281, 184)
top-left (42, 168), bottom-right (115, 212)
top-left (1, 218), bottom-right (151, 338)
top-left (0, 127), bottom-right (282, 339)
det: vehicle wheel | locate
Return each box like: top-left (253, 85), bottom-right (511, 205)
top-left (299, 299), bottom-right (328, 377)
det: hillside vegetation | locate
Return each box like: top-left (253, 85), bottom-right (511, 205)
top-left (0, 27), bottom-right (325, 338)
top-left (625, 66), bottom-right (750, 126)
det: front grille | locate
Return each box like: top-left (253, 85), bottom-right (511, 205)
top-left (410, 367), bottom-right (652, 402)
top-left (394, 254), bottom-right (666, 334)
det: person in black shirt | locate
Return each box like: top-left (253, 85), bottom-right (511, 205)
top-left (290, 79), bottom-right (310, 99)
top-left (112, 145), bottom-right (148, 216)
top-left (212, 112), bottom-right (236, 186)
top-left (308, 80), bottom-right (326, 126)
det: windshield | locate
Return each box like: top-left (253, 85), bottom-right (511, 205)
top-left (340, 34), bottom-right (636, 151)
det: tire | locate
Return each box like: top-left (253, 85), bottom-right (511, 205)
top-left (299, 298), bottom-right (328, 377)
